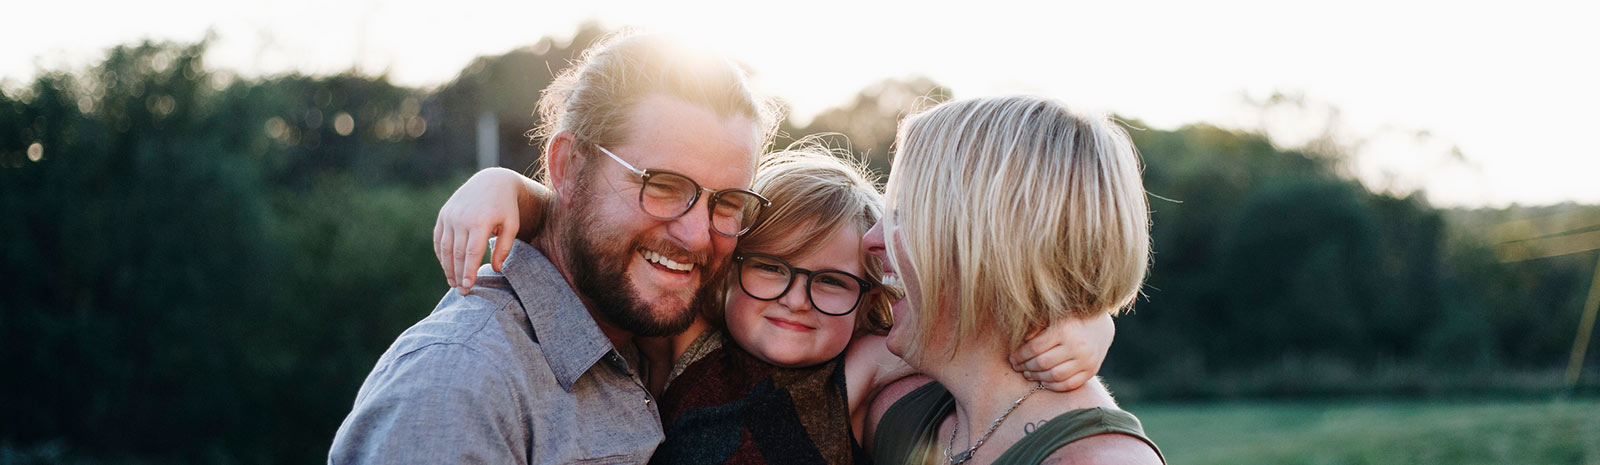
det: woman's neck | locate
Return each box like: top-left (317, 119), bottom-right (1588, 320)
top-left (931, 342), bottom-right (1035, 436)
top-left (926, 340), bottom-right (1113, 464)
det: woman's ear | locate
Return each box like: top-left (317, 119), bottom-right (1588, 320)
top-left (545, 131), bottom-right (583, 206)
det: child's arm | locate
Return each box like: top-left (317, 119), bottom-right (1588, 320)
top-left (433, 167), bottom-right (552, 294)
top-left (1009, 311), bottom-right (1115, 392)
top-left (844, 333), bottom-right (911, 445)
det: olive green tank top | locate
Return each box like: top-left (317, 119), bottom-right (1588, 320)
top-left (872, 382), bottom-right (1164, 465)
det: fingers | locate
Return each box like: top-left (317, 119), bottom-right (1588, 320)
top-left (433, 215), bottom-right (450, 286)
top-left (438, 210), bottom-right (518, 295)
top-left (1017, 342), bottom-right (1093, 393)
top-left (436, 167), bottom-right (527, 294)
top-left (460, 228), bottom-right (490, 290)
top-left (1014, 344), bottom-right (1071, 374)
top-left (451, 226), bottom-right (471, 295)
top-left (440, 225), bottom-right (458, 290)
top-left (1021, 358), bottom-right (1092, 393)
top-left (1008, 329), bottom-right (1054, 369)
top-left (489, 215), bottom-right (517, 273)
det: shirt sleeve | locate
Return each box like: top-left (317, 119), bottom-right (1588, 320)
top-left (329, 343), bottom-right (526, 464)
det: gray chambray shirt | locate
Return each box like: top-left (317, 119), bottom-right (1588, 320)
top-left (329, 240), bottom-right (663, 464)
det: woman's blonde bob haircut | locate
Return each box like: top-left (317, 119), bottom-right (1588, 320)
top-left (885, 95), bottom-right (1150, 361)
top-left (701, 139), bottom-right (894, 334)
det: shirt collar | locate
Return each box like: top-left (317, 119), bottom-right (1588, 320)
top-left (501, 240), bottom-right (619, 392)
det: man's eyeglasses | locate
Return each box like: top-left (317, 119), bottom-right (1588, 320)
top-left (733, 253), bottom-right (875, 316)
top-left (596, 145), bottom-right (770, 237)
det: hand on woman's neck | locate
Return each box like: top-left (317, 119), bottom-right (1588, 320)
top-left (930, 340), bottom-right (1041, 429)
top-left (926, 338), bottom-right (1114, 464)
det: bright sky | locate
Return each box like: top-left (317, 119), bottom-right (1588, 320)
top-left (5, 0), bottom-right (1597, 207)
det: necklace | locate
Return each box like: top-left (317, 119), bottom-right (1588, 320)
top-left (945, 381), bottom-right (1046, 465)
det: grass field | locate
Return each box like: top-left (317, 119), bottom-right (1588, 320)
top-left (4, 398), bottom-right (1596, 464)
top-left (1134, 398), bottom-right (1600, 465)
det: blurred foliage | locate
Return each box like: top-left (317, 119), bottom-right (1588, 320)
top-left (778, 76), bottom-right (950, 178)
top-left (1103, 117), bottom-right (1600, 399)
top-left (1, 25), bottom-right (1597, 463)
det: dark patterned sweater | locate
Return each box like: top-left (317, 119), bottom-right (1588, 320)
top-left (649, 330), bottom-right (869, 465)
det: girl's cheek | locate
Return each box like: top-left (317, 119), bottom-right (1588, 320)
top-left (823, 319), bottom-right (856, 358)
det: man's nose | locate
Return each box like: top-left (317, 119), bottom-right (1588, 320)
top-left (665, 195), bottom-right (716, 252)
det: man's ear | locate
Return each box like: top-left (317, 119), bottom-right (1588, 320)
top-left (545, 130), bottom-right (583, 207)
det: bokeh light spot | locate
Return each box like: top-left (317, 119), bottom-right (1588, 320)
top-left (406, 116), bottom-right (427, 138)
top-left (209, 71), bottom-right (233, 92)
top-left (374, 117), bottom-right (394, 140)
top-left (264, 117), bottom-right (287, 140)
top-left (147, 95), bottom-right (176, 120)
top-left (27, 143), bottom-right (43, 162)
top-left (333, 112), bottom-right (354, 136)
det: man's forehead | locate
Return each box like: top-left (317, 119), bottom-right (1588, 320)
top-left (617, 96), bottom-right (760, 188)
top-left (637, 144), bottom-right (758, 188)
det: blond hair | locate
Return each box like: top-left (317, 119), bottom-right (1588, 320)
top-left (886, 96), bottom-right (1150, 361)
top-left (703, 139), bottom-right (894, 334)
top-left (529, 31), bottom-right (781, 180)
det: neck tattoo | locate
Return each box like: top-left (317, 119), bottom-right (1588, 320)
top-left (945, 382), bottom-right (1046, 465)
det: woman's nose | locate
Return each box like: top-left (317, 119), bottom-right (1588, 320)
top-left (863, 220), bottom-right (886, 256)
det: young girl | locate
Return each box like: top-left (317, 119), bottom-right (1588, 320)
top-left (433, 144), bottom-right (1114, 464)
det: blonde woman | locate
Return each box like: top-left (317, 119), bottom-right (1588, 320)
top-left (862, 96), bottom-right (1165, 464)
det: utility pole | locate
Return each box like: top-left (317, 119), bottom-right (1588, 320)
top-left (1496, 212), bottom-right (1600, 391)
top-left (1571, 254), bottom-right (1600, 388)
top-left (477, 112), bottom-right (499, 170)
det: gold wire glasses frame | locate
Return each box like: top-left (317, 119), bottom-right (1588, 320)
top-left (594, 144), bottom-right (772, 237)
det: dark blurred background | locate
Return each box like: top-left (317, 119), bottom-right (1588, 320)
top-left (2, 24), bottom-right (1597, 464)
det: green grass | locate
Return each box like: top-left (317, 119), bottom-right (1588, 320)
top-left (1133, 398), bottom-right (1600, 465)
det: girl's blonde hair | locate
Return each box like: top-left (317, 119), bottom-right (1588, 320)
top-left (886, 96), bottom-right (1150, 361)
top-left (702, 138), bottom-right (894, 334)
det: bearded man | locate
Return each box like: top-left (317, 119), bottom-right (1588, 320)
top-left (330, 32), bottom-right (777, 464)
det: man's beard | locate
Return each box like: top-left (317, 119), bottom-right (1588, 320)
top-left (561, 201), bottom-right (716, 338)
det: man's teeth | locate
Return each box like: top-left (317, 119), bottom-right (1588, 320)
top-left (643, 250), bottom-right (694, 272)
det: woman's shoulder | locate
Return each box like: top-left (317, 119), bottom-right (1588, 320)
top-left (1008, 407), bottom-right (1164, 465)
top-left (1038, 432), bottom-right (1164, 465)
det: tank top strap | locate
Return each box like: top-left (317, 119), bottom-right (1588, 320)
top-left (992, 406), bottom-right (1165, 464)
